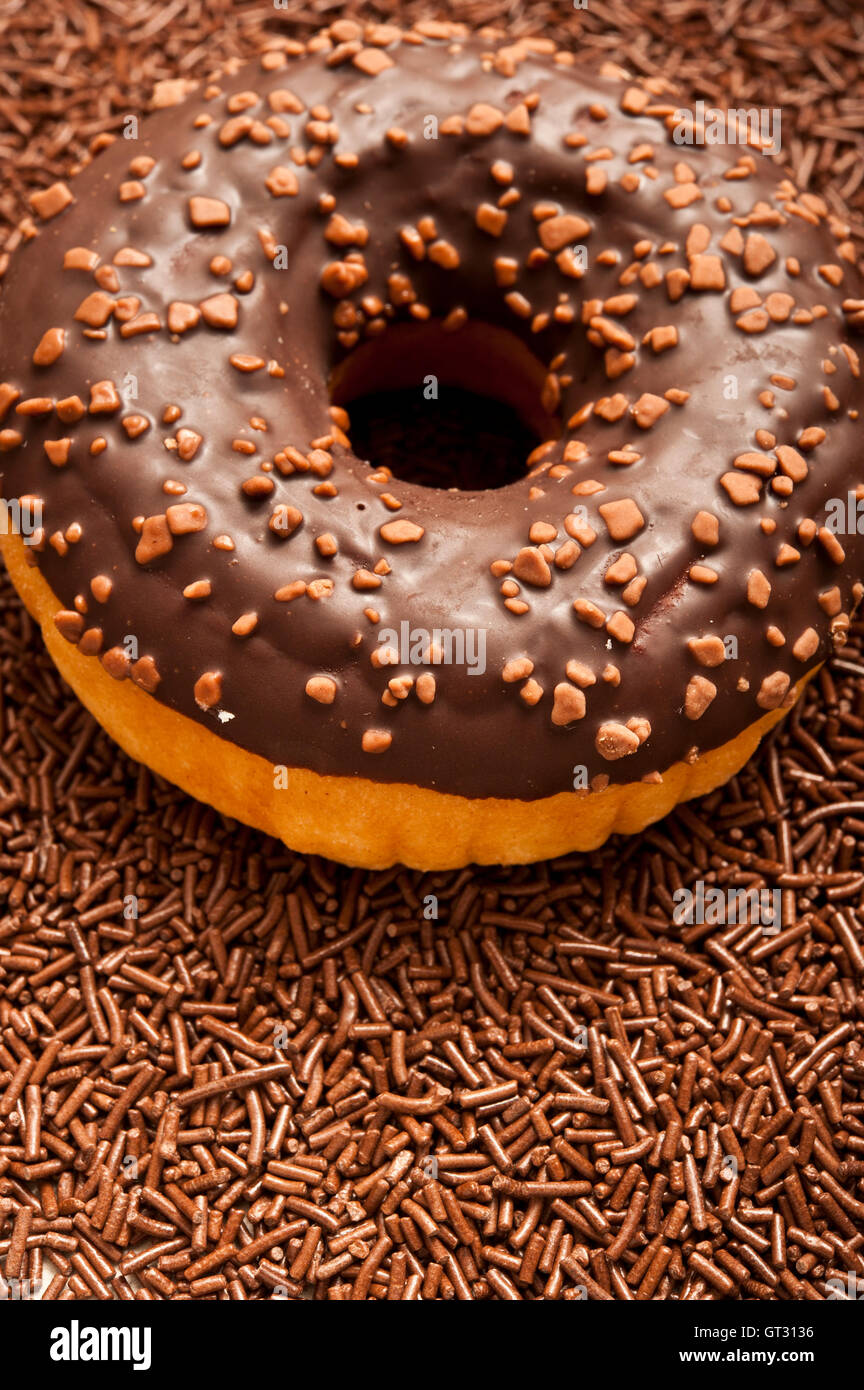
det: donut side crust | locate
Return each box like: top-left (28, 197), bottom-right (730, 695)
top-left (0, 528), bottom-right (814, 870)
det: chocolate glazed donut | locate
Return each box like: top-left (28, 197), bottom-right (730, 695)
top-left (0, 21), bottom-right (862, 868)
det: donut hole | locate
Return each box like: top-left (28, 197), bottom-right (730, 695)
top-left (330, 321), bottom-right (560, 492)
top-left (345, 386), bottom-right (539, 492)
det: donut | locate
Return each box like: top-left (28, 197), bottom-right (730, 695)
top-left (1, 20), bottom-right (862, 871)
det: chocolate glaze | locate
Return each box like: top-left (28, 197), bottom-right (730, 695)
top-left (1, 26), bottom-right (862, 801)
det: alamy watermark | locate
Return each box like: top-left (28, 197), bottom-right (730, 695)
top-left (49, 1320), bottom-right (151, 1370)
top-left (824, 491), bottom-right (864, 535)
top-left (673, 882), bottom-right (781, 932)
top-left (0, 496), bottom-right (42, 544)
top-left (827, 1272), bottom-right (864, 1300)
top-left (377, 620), bottom-right (487, 675)
top-left (672, 100), bottom-right (781, 156)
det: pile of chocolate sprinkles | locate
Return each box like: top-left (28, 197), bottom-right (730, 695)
top-left (2, 588), bottom-right (864, 1301)
top-left (1, 0), bottom-right (864, 1301)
